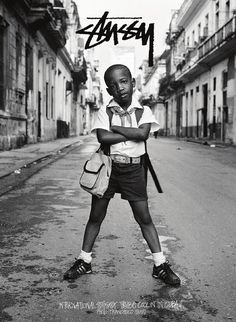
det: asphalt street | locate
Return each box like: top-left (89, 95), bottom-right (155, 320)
top-left (0, 137), bottom-right (235, 322)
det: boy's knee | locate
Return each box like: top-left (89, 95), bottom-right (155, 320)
top-left (135, 215), bottom-right (153, 226)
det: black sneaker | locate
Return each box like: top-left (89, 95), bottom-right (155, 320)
top-left (152, 261), bottom-right (180, 286)
top-left (64, 259), bottom-right (92, 280)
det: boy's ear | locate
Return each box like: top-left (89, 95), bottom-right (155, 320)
top-left (132, 78), bottom-right (136, 88)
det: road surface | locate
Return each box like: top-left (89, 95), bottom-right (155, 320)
top-left (0, 137), bottom-right (235, 321)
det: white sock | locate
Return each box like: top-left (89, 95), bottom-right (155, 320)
top-left (152, 252), bottom-right (166, 267)
top-left (78, 250), bottom-right (92, 264)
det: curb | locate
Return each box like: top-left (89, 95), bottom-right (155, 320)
top-left (0, 140), bottom-right (82, 181)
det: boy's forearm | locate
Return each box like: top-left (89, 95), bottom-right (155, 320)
top-left (97, 129), bottom-right (127, 145)
top-left (111, 125), bottom-right (149, 141)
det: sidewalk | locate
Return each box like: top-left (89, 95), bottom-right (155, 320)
top-left (0, 136), bottom-right (86, 179)
top-left (185, 137), bottom-right (235, 147)
top-left (158, 135), bottom-right (236, 148)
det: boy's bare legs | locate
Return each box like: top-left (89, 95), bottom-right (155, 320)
top-left (64, 196), bottom-right (180, 285)
top-left (82, 195), bottom-right (110, 252)
top-left (128, 200), bottom-right (161, 253)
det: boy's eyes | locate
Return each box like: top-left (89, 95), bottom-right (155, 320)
top-left (109, 80), bottom-right (128, 89)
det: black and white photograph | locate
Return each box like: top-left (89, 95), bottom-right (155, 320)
top-left (0, 0), bottom-right (236, 321)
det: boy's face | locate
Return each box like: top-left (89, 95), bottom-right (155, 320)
top-left (106, 68), bottom-right (135, 108)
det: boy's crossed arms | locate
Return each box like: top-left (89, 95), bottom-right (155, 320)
top-left (97, 123), bottom-right (151, 145)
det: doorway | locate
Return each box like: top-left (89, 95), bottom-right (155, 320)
top-left (202, 83), bottom-right (208, 137)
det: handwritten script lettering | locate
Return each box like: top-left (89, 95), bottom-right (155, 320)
top-left (76, 11), bottom-right (154, 66)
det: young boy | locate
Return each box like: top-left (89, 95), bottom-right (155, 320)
top-left (64, 64), bottom-right (180, 286)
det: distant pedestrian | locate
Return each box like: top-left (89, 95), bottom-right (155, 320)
top-left (64, 64), bottom-right (180, 286)
top-left (154, 130), bottom-right (158, 139)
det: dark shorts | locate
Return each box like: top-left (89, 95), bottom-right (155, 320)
top-left (103, 162), bottom-right (148, 201)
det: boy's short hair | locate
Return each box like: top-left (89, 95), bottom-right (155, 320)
top-left (104, 64), bottom-right (132, 86)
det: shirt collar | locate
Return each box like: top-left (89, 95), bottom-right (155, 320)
top-left (107, 95), bottom-right (143, 111)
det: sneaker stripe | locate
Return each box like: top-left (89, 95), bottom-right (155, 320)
top-left (161, 272), bottom-right (167, 278)
top-left (158, 269), bottom-right (164, 277)
top-left (64, 259), bottom-right (92, 280)
top-left (152, 262), bottom-right (181, 286)
top-left (77, 265), bottom-right (86, 274)
top-left (158, 270), bottom-right (167, 279)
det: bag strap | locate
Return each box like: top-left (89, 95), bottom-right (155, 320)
top-left (99, 107), bottom-right (112, 155)
top-left (135, 108), bottom-right (144, 124)
top-left (144, 141), bottom-right (163, 193)
top-left (106, 107), bottom-right (113, 127)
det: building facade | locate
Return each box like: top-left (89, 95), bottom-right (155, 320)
top-left (0, 0), bottom-right (88, 150)
top-left (138, 55), bottom-right (168, 135)
top-left (83, 50), bottom-right (103, 134)
top-left (159, 0), bottom-right (236, 144)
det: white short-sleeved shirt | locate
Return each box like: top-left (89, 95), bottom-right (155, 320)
top-left (91, 96), bottom-right (160, 157)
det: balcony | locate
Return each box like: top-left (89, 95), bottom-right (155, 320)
top-left (199, 16), bottom-right (236, 59)
top-left (28, 0), bottom-right (67, 49)
top-left (175, 46), bottom-right (199, 80)
top-left (176, 16), bottom-right (236, 82)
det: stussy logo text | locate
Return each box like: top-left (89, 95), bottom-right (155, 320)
top-left (76, 11), bottom-right (154, 66)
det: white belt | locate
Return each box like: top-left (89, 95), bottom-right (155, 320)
top-left (110, 154), bottom-right (141, 164)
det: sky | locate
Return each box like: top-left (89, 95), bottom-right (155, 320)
top-left (75, 0), bottom-right (184, 100)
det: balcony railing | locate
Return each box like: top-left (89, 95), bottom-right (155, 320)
top-left (175, 45), bottom-right (198, 78)
top-left (199, 16), bottom-right (236, 59)
top-left (175, 15), bottom-right (236, 81)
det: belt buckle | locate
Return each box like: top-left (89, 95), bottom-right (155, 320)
top-left (116, 155), bottom-right (125, 163)
top-left (113, 155), bottom-right (131, 164)
top-left (122, 156), bottom-right (129, 163)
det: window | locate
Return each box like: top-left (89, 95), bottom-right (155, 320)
top-left (0, 16), bottom-right (8, 110)
top-left (192, 30), bottom-right (195, 46)
top-left (223, 90), bottom-right (227, 106)
top-left (213, 95), bottom-right (216, 121)
top-left (222, 71), bottom-right (228, 88)
top-left (216, 12), bottom-right (219, 30)
top-left (51, 86), bottom-right (54, 119)
top-left (215, 1), bottom-right (220, 30)
top-left (16, 31), bottom-right (22, 79)
top-left (196, 86), bottom-right (199, 93)
top-left (213, 77), bottom-right (216, 91)
top-left (198, 23), bottom-right (201, 42)
top-left (25, 44), bottom-right (33, 92)
top-left (203, 14), bottom-right (209, 38)
top-left (205, 14), bottom-right (209, 28)
top-left (46, 82), bottom-right (49, 119)
top-left (190, 89), bottom-right (193, 96)
top-left (186, 36), bottom-right (190, 47)
top-left (213, 95), bottom-right (216, 108)
top-left (226, 0), bottom-right (230, 21)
